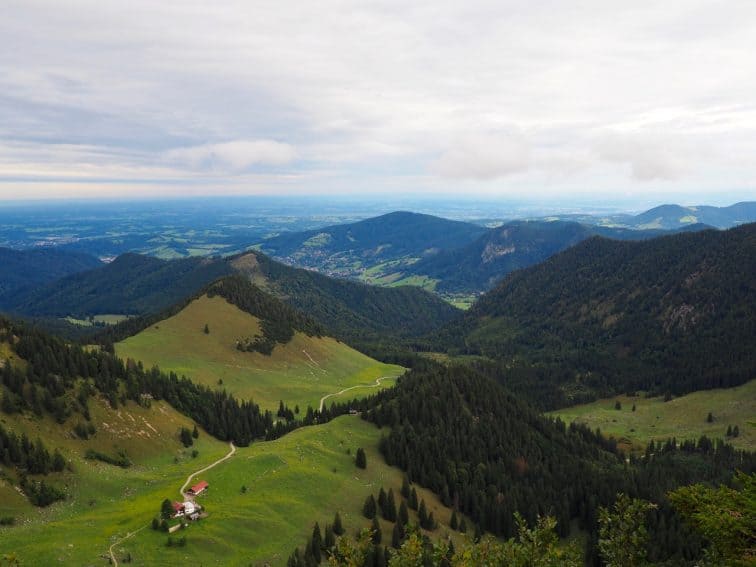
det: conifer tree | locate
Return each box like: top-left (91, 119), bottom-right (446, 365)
top-left (400, 476), bottom-right (410, 499)
top-left (371, 516), bottom-right (382, 544)
top-left (409, 487), bottom-right (418, 510)
top-left (161, 498), bottom-right (173, 520)
top-left (418, 499), bottom-right (428, 527)
top-left (324, 523), bottom-right (335, 550)
top-left (192, 424), bottom-right (199, 439)
top-left (363, 494), bottom-right (376, 519)
top-left (355, 447), bottom-right (367, 469)
top-left (391, 521), bottom-right (402, 548)
top-left (459, 517), bottom-right (467, 533)
top-left (450, 510), bottom-right (458, 530)
top-left (333, 511), bottom-right (344, 536)
top-left (386, 489), bottom-right (397, 522)
top-left (398, 500), bottom-right (409, 526)
top-left (311, 522), bottom-right (322, 563)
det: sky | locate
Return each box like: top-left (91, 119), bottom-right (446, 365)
top-left (1, 1), bottom-right (756, 205)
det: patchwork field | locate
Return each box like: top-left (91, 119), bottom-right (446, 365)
top-left (550, 379), bottom-right (756, 452)
top-left (115, 295), bottom-right (403, 413)
top-left (1, 414), bottom-right (466, 566)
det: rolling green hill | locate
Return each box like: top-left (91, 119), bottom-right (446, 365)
top-left (115, 293), bottom-right (402, 413)
top-left (258, 211), bottom-right (487, 279)
top-left (436, 223), bottom-right (756, 407)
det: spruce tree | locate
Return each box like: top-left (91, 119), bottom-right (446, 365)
top-left (400, 476), bottom-right (410, 499)
top-left (375, 546), bottom-right (386, 567)
top-left (363, 494), bottom-right (377, 519)
top-left (192, 424), bottom-right (199, 439)
top-left (391, 521), bottom-right (401, 548)
top-left (203, 324), bottom-right (209, 334)
top-left (378, 487), bottom-right (387, 512)
top-left (707, 412), bottom-right (714, 423)
top-left (355, 447), bottom-right (367, 469)
top-left (386, 489), bottom-right (397, 522)
top-left (409, 487), bottom-right (418, 510)
top-left (324, 523), bottom-right (335, 549)
top-left (418, 499), bottom-right (428, 527)
top-left (311, 522), bottom-right (322, 563)
top-left (333, 511), bottom-right (344, 536)
top-left (371, 516), bottom-right (382, 544)
top-left (459, 517), bottom-right (467, 533)
top-left (450, 510), bottom-right (458, 530)
top-left (398, 500), bottom-right (409, 526)
top-left (161, 498), bottom-right (174, 520)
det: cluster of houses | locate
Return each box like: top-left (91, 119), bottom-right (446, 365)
top-left (171, 480), bottom-right (209, 523)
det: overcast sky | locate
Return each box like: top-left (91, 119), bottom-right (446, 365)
top-left (1, 0), bottom-right (755, 204)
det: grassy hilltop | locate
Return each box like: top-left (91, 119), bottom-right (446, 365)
top-left (115, 294), bottom-right (402, 413)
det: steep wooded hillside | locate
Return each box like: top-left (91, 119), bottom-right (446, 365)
top-left (0, 247), bottom-right (102, 304)
top-left (436, 223), bottom-right (756, 405)
top-left (407, 220), bottom-right (710, 294)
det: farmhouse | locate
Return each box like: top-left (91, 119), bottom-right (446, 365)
top-left (188, 480), bottom-right (209, 496)
top-left (171, 500), bottom-right (201, 520)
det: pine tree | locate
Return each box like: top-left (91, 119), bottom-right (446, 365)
top-left (418, 499), bottom-right (428, 527)
top-left (398, 500), bottom-right (409, 526)
top-left (733, 425), bottom-right (740, 437)
top-left (459, 517), bottom-right (467, 533)
top-left (401, 476), bottom-right (410, 499)
top-left (386, 489), bottom-right (397, 522)
top-left (391, 521), bottom-right (402, 548)
top-left (450, 510), bottom-right (458, 530)
top-left (355, 447), bottom-right (367, 469)
top-left (324, 523), bottom-right (335, 549)
top-left (161, 498), bottom-right (174, 520)
top-left (371, 516), bottom-right (382, 544)
top-left (363, 494), bottom-right (377, 519)
top-left (378, 487), bottom-right (387, 512)
top-left (707, 412), bottom-right (714, 423)
top-left (203, 324), bottom-right (209, 334)
top-left (311, 522), bottom-right (322, 563)
top-left (192, 424), bottom-right (199, 439)
top-left (409, 487), bottom-right (418, 511)
top-left (333, 511), bottom-right (344, 536)
top-left (726, 425), bottom-right (733, 437)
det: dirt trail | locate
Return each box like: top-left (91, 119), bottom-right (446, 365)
top-left (318, 376), bottom-right (397, 412)
top-left (108, 442), bottom-right (236, 566)
top-left (180, 442), bottom-right (236, 499)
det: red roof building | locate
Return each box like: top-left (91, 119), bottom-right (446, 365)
top-left (188, 480), bottom-right (209, 495)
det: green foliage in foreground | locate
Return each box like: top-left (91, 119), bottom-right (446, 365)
top-left (289, 514), bottom-right (582, 567)
top-left (668, 471), bottom-right (756, 566)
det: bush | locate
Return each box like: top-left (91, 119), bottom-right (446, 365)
top-left (85, 449), bottom-right (131, 468)
top-left (0, 516), bottom-right (15, 526)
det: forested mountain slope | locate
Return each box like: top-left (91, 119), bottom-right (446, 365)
top-left (365, 363), bottom-right (756, 564)
top-left (407, 220), bottom-right (710, 294)
top-left (258, 211), bottom-right (487, 279)
top-left (626, 201), bottom-right (756, 229)
top-left (436, 223), bottom-right (756, 406)
top-left (3, 249), bottom-right (460, 345)
top-left (7, 253), bottom-right (234, 317)
top-left (0, 247), bottom-right (102, 304)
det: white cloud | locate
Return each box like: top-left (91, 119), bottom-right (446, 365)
top-left (433, 131), bottom-right (530, 180)
top-left (163, 140), bottom-right (297, 173)
top-left (0, 0), bottom-right (755, 201)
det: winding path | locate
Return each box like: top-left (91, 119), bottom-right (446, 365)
top-left (318, 375), bottom-right (397, 412)
top-left (180, 442), bottom-right (236, 499)
top-left (107, 441), bottom-right (236, 566)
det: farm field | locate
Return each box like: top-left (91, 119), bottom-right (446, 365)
top-left (1, 414), bottom-right (466, 566)
top-left (550, 379), bottom-right (756, 452)
top-left (115, 295), bottom-right (403, 413)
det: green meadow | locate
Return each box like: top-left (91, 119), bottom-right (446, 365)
top-left (1, 412), bottom-right (466, 566)
top-left (115, 295), bottom-right (403, 413)
top-left (550, 379), bottom-right (756, 452)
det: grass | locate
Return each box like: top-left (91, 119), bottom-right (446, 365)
top-left (115, 295), bottom-right (403, 413)
top-left (105, 416), bottom-right (469, 566)
top-left (1, 413), bottom-right (468, 566)
top-left (65, 314), bottom-right (130, 327)
top-left (0, 394), bottom-right (230, 565)
top-left (550, 380), bottom-right (756, 453)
